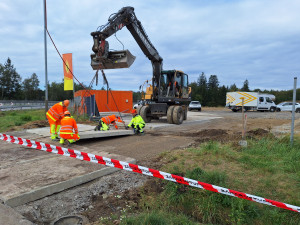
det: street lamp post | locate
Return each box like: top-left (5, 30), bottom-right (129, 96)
top-left (43, 0), bottom-right (49, 116)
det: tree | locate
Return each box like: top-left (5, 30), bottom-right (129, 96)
top-left (241, 79), bottom-right (250, 92)
top-left (22, 73), bottom-right (40, 100)
top-left (229, 83), bottom-right (238, 92)
top-left (0, 58), bottom-right (22, 99)
top-left (197, 72), bottom-right (207, 105)
top-left (207, 75), bottom-right (219, 106)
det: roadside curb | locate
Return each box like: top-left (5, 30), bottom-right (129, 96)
top-left (0, 203), bottom-right (34, 225)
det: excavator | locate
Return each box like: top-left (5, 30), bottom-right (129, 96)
top-left (90, 6), bottom-right (191, 124)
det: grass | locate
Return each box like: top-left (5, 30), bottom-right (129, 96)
top-left (0, 109), bottom-right (94, 133)
top-left (0, 109), bottom-right (45, 132)
top-left (97, 136), bottom-right (300, 225)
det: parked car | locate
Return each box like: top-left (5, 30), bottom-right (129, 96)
top-left (188, 101), bottom-right (202, 111)
top-left (276, 102), bottom-right (300, 112)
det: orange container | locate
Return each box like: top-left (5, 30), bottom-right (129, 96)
top-left (75, 90), bottom-right (133, 113)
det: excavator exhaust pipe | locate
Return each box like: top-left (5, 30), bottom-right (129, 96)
top-left (91, 50), bottom-right (136, 70)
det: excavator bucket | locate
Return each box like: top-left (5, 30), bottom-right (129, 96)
top-left (90, 50), bottom-right (136, 70)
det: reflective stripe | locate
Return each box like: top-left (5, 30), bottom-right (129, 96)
top-left (60, 132), bottom-right (74, 134)
top-left (49, 108), bottom-right (60, 119)
top-left (46, 112), bottom-right (57, 122)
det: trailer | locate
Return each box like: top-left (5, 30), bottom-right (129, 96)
top-left (226, 92), bottom-right (277, 112)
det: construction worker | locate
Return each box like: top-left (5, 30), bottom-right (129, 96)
top-left (46, 100), bottom-right (70, 140)
top-left (59, 111), bottom-right (80, 145)
top-left (127, 109), bottom-right (145, 135)
top-left (95, 114), bottom-right (125, 131)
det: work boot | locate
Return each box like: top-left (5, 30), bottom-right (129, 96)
top-left (140, 132), bottom-right (145, 136)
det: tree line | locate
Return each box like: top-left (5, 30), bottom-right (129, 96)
top-left (0, 58), bottom-right (298, 105)
top-left (189, 72), bottom-right (299, 106)
top-left (0, 58), bottom-right (85, 101)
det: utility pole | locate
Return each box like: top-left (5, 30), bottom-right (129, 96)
top-left (43, 0), bottom-right (49, 116)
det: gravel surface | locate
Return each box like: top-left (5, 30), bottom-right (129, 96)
top-left (15, 170), bottom-right (148, 225)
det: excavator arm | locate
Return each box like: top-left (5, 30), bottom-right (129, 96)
top-left (90, 7), bottom-right (163, 97)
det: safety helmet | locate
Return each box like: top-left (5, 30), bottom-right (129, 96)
top-left (64, 111), bottom-right (71, 116)
top-left (63, 100), bottom-right (70, 107)
top-left (130, 109), bottom-right (137, 114)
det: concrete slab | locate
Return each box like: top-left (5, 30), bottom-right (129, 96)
top-left (26, 124), bottom-right (134, 140)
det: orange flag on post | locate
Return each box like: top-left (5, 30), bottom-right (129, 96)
top-left (63, 53), bottom-right (73, 91)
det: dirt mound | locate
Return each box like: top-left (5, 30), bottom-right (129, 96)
top-left (192, 129), bottom-right (228, 137)
top-left (247, 128), bottom-right (269, 136)
top-left (187, 129), bottom-right (233, 146)
top-left (22, 120), bottom-right (49, 129)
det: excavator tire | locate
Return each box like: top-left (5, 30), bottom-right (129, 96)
top-left (173, 106), bottom-right (184, 125)
top-left (183, 107), bottom-right (188, 120)
top-left (137, 105), bottom-right (143, 115)
top-left (140, 105), bottom-right (152, 123)
top-left (167, 106), bottom-right (175, 124)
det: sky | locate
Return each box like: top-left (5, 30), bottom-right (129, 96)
top-left (0, 0), bottom-right (300, 92)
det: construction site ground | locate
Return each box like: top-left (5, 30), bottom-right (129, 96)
top-left (0, 108), bottom-right (299, 225)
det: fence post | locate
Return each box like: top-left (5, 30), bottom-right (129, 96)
top-left (291, 77), bottom-right (297, 146)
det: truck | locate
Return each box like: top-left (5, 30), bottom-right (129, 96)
top-left (226, 92), bottom-right (277, 112)
top-left (90, 6), bottom-right (191, 125)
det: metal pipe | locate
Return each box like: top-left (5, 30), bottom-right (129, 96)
top-left (43, 0), bottom-right (49, 116)
top-left (290, 77), bottom-right (297, 146)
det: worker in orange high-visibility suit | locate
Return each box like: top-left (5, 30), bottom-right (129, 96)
top-left (46, 100), bottom-right (70, 140)
top-left (94, 114), bottom-right (124, 131)
top-left (59, 111), bottom-right (80, 145)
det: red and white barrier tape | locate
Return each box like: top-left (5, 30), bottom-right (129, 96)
top-left (0, 133), bottom-right (299, 213)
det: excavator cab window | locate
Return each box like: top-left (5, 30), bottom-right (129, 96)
top-left (159, 74), bottom-right (168, 96)
top-left (162, 72), bottom-right (176, 97)
top-left (181, 74), bottom-right (189, 98)
top-left (175, 72), bottom-right (182, 97)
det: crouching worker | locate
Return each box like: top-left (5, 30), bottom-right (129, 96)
top-left (95, 114), bottom-right (124, 131)
top-left (127, 109), bottom-right (145, 135)
top-left (59, 111), bottom-right (80, 145)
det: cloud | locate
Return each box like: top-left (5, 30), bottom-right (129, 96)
top-left (0, 0), bottom-right (300, 92)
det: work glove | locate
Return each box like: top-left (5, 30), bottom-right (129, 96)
top-left (77, 134), bottom-right (80, 139)
top-left (125, 126), bottom-right (129, 130)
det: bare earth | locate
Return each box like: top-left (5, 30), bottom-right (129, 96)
top-left (5, 108), bottom-right (300, 224)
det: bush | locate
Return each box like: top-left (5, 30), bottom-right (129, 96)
top-left (20, 115), bottom-right (32, 122)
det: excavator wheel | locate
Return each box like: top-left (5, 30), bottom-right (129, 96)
top-left (137, 105), bottom-right (143, 115)
top-left (172, 106), bottom-right (184, 125)
top-left (167, 105), bottom-right (175, 124)
top-left (140, 105), bottom-right (152, 123)
top-left (183, 107), bottom-right (188, 120)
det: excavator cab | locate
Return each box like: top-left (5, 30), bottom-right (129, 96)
top-left (159, 70), bottom-right (189, 99)
top-left (90, 34), bottom-right (136, 70)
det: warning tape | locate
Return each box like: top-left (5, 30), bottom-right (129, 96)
top-left (0, 133), bottom-right (299, 213)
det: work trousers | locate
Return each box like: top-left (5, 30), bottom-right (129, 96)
top-left (95, 120), bottom-right (110, 131)
top-left (59, 133), bottom-right (80, 144)
top-left (46, 115), bottom-right (61, 140)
